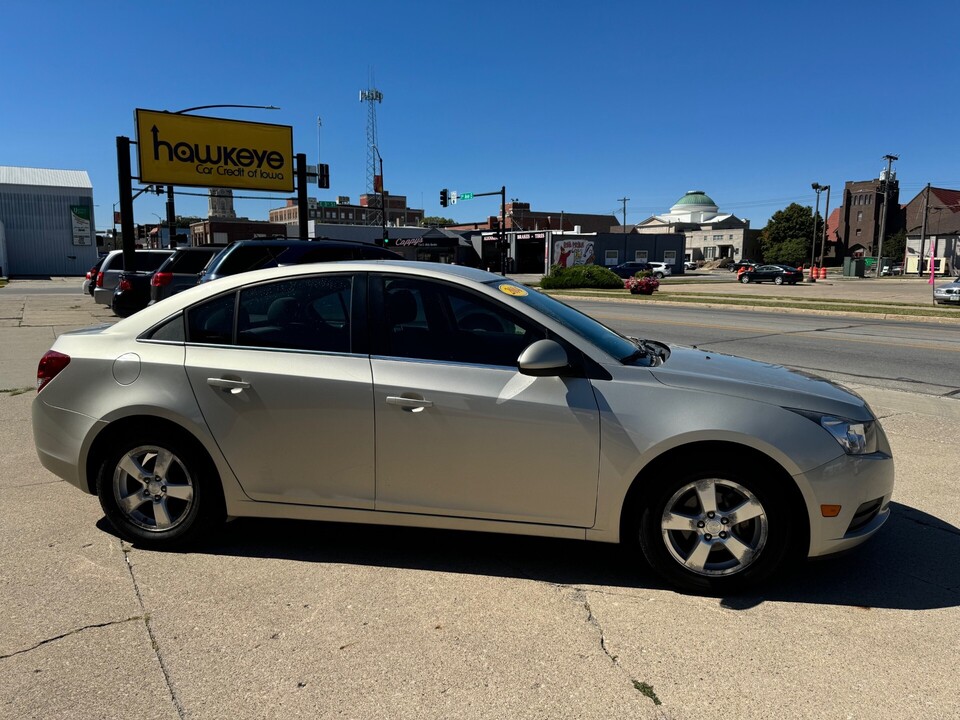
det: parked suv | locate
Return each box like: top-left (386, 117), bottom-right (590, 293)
top-left (199, 239), bottom-right (403, 283)
top-left (150, 247), bottom-right (222, 304)
top-left (93, 250), bottom-right (173, 306)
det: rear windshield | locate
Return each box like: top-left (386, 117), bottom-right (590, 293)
top-left (104, 252), bottom-right (170, 272)
top-left (164, 250), bottom-right (218, 274)
top-left (216, 245), bottom-right (288, 275)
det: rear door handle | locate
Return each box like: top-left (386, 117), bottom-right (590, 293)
top-left (386, 395), bottom-right (433, 411)
top-left (207, 377), bottom-right (251, 393)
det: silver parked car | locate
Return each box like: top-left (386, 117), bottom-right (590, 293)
top-left (934, 276), bottom-right (960, 305)
top-left (32, 261), bottom-right (894, 592)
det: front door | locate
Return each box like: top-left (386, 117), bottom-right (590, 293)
top-left (370, 275), bottom-right (601, 527)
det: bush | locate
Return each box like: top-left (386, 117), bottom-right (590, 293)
top-left (540, 264), bottom-right (624, 289)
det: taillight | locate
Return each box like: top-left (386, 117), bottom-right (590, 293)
top-left (152, 272), bottom-right (173, 287)
top-left (96, 271), bottom-right (104, 288)
top-left (37, 351), bottom-right (70, 392)
top-left (118, 278), bottom-right (132, 292)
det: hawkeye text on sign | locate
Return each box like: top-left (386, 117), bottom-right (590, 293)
top-left (135, 109), bottom-right (294, 193)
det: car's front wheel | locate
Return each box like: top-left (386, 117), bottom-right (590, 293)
top-left (740, 274), bottom-right (750, 284)
top-left (654, 272), bottom-right (664, 279)
top-left (774, 276), bottom-right (784, 285)
top-left (96, 430), bottom-right (224, 548)
top-left (637, 467), bottom-right (793, 593)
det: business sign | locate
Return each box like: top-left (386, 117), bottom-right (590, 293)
top-left (70, 205), bottom-right (92, 246)
top-left (135, 108), bottom-right (294, 192)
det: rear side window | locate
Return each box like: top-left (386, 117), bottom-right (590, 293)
top-left (217, 246), bottom-right (287, 275)
top-left (165, 251), bottom-right (217, 274)
top-left (187, 293), bottom-right (236, 344)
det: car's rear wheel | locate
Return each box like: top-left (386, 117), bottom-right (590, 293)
top-left (637, 466), bottom-right (793, 593)
top-left (96, 431), bottom-right (223, 548)
top-left (655, 272), bottom-right (664, 279)
top-left (775, 276), bottom-right (784, 285)
top-left (740, 275), bottom-right (750, 284)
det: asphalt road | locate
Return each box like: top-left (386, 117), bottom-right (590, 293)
top-left (569, 300), bottom-right (960, 399)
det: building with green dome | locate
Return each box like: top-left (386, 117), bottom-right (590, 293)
top-left (634, 190), bottom-right (761, 263)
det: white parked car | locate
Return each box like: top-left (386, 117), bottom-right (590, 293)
top-left (32, 261), bottom-right (894, 593)
top-left (648, 262), bottom-right (672, 278)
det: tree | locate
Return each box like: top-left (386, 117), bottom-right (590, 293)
top-left (422, 216), bottom-right (456, 227)
top-left (760, 203), bottom-right (821, 266)
top-left (883, 229), bottom-right (907, 265)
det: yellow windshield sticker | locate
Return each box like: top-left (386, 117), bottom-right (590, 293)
top-left (499, 284), bottom-right (528, 297)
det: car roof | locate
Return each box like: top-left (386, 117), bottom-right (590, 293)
top-left (117, 260), bottom-right (506, 331)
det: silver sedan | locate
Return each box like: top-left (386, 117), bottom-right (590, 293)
top-left (32, 261), bottom-right (894, 593)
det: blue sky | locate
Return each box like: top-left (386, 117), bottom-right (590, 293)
top-left (2, 1), bottom-right (957, 231)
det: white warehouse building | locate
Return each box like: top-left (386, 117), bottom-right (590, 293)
top-left (0, 166), bottom-right (99, 277)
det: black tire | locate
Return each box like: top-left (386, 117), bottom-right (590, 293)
top-left (635, 465), bottom-right (793, 593)
top-left (740, 274), bottom-right (750, 284)
top-left (96, 429), bottom-right (224, 548)
top-left (775, 276), bottom-right (784, 285)
top-left (655, 272), bottom-right (664, 279)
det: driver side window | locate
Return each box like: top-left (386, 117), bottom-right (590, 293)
top-left (380, 276), bottom-right (545, 366)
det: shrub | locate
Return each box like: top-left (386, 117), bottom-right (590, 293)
top-left (540, 264), bottom-right (624, 290)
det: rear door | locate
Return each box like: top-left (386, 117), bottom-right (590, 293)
top-left (183, 273), bottom-right (376, 507)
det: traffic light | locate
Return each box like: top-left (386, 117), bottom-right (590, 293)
top-left (318, 163), bottom-right (330, 189)
top-left (440, 188), bottom-right (449, 207)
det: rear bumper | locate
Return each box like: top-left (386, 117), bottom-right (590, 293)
top-left (93, 287), bottom-right (114, 306)
top-left (32, 397), bottom-right (102, 494)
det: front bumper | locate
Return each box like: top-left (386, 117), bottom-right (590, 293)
top-left (800, 451), bottom-right (895, 558)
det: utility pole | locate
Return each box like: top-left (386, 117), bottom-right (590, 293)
top-left (818, 185), bottom-right (831, 266)
top-left (918, 183), bottom-right (930, 276)
top-left (876, 153), bottom-right (898, 274)
top-left (618, 197), bottom-right (629, 233)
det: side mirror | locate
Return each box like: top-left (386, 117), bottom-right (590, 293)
top-left (517, 339), bottom-right (570, 377)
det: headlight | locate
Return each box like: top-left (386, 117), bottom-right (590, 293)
top-left (790, 410), bottom-right (879, 455)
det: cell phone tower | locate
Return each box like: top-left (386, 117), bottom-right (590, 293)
top-left (360, 77), bottom-right (383, 227)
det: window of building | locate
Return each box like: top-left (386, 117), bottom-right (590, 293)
top-left (605, 250), bottom-right (619, 265)
top-left (663, 250), bottom-right (677, 263)
top-left (857, 211), bottom-right (863, 222)
top-left (705, 247), bottom-right (717, 259)
top-left (713, 234), bottom-right (723, 242)
top-left (634, 250), bottom-right (648, 262)
top-left (856, 229), bottom-right (862, 237)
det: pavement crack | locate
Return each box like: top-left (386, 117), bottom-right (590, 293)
top-left (122, 542), bottom-right (187, 720)
top-left (0, 616), bottom-right (142, 660)
top-left (572, 589), bottom-right (672, 717)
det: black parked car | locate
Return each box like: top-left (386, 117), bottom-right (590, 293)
top-left (112, 271), bottom-right (155, 317)
top-left (738, 264), bottom-right (804, 285)
top-left (728, 259), bottom-right (757, 272)
top-left (150, 247), bottom-right (222, 304)
top-left (199, 239), bottom-right (403, 283)
top-left (610, 261), bottom-right (657, 279)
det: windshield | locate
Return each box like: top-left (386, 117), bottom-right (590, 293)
top-left (487, 281), bottom-right (637, 361)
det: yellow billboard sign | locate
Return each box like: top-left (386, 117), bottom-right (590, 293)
top-left (135, 109), bottom-right (294, 192)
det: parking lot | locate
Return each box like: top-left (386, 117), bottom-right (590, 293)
top-left (2, 279), bottom-right (959, 720)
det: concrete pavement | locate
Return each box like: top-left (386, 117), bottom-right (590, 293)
top-left (1, 278), bottom-right (958, 720)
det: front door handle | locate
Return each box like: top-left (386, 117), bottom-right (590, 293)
top-left (386, 395), bottom-right (433, 412)
top-left (207, 377), bottom-right (251, 394)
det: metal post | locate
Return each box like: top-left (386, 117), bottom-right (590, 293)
top-left (808, 184), bottom-right (822, 282)
top-left (618, 197), bottom-right (629, 233)
top-left (818, 185), bottom-right (831, 267)
top-left (116, 136), bottom-right (136, 272)
top-left (296, 153), bottom-right (308, 240)
top-left (500, 185), bottom-right (506, 276)
top-left (380, 153), bottom-right (387, 246)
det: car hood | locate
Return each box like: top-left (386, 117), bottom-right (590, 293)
top-left (649, 345), bottom-right (873, 421)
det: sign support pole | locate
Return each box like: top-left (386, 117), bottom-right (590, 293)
top-left (296, 153), bottom-right (308, 240)
top-left (116, 136), bottom-right (136, 272)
